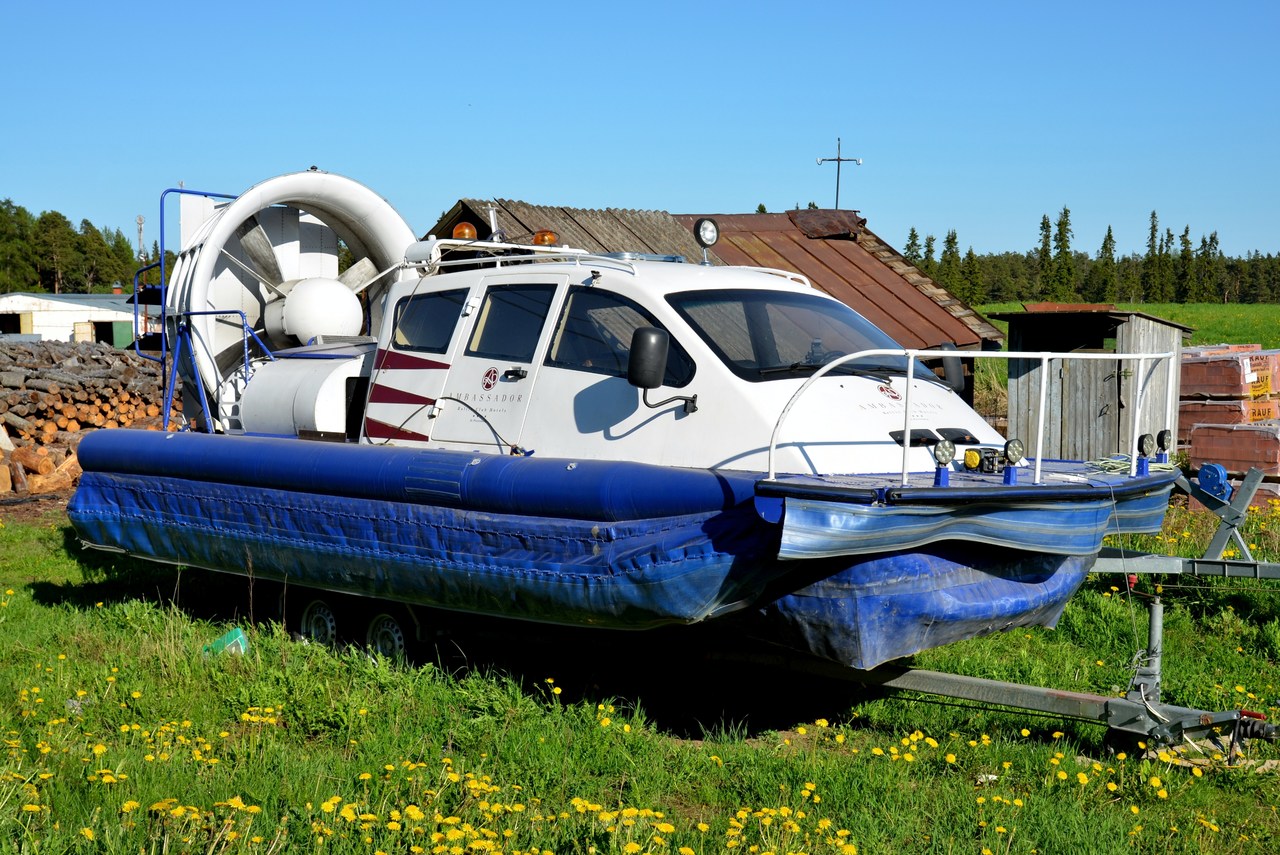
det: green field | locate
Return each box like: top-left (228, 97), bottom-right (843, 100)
top-left (977, 303), bottom-right (1280, 350)
top-left (2, 502), bottom-right (1278, 855)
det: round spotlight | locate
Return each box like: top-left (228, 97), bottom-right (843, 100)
top-left (963, 448), bottom-right (982, 471)
top-left (1137, 433), bottom-right (1156, 457)
top-left (693, 217), bottom-right (719, 249)
top-left (1156, 429), bottom-right (1173, 452)
top-left (933, 439), bottom-right (956, 467)
top-left (1004, 439), bottom-right (1025, 465)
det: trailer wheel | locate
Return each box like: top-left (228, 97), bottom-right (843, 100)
top-left (298, 599), bottom-right (340, 647)
top-left (366, 612), bottom-right (411, 661)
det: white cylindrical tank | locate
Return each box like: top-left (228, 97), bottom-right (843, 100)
top-left (238, 351), bottom-right (373, 437)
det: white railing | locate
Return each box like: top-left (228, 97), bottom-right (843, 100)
top-left (766, 348), bottom-right (1178, 485)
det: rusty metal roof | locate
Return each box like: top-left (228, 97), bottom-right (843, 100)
top-left (425, 202), bottom-right (1002, 351)
top-left (674, 211), bottom-right (1003, 350)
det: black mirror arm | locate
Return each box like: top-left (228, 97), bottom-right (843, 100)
top-left (642, 388), bottom-right (698, 414)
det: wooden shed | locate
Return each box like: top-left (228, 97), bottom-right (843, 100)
top-left (988, 305), bottom-right (1192, 461)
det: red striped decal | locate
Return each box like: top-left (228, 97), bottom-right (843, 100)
top-left (373, 349), bottom-right (450, 371)
top-left (368, 384), bottom-right (437, 405)
top-left (363, 417), bottom-right (431, 442)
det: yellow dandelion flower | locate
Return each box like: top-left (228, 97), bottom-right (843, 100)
top-left (1148, 776), bottom-right (1162, 789)
top-left (1157, 789), bottom-right (1168, 799)
top-left (945, 753), bottom-right (956, 763)
top-left (1131, 806), bottom-right (1140, 815)
top-left (1056, 771), bottom-right (1068, 780)
top-left (80, 828), bottom-right (95, 840)
top-left (1077, 772), bottom-right (1089, 785)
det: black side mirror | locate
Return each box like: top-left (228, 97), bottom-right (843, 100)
top-left (628, 327), bottom-right (669, 390)
top-left (627, 326), bottom-right (697, 414)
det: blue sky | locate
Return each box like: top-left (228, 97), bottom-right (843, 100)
top-left (4, 1), bottom-right (1277, 260)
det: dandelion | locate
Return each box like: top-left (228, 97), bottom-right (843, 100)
top-left (945, 753), bottom-right (956, 764)
top-left (80, 828), bottom-right (95, 840)
top-left (1056, 771), bottom-right (1068, 780)
top-left (1077, 772), bottom-right (1089, 785)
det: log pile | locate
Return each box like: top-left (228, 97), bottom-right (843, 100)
top-left (0, 340), bottom-right (182, 497)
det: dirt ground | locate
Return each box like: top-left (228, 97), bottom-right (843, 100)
top-left (0, 489), bottom-right (74, 526)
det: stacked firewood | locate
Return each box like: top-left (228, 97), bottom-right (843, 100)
top-left (0, 340), bottom-right (182, 496)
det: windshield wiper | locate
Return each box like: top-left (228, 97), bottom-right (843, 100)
top-left (757, 362), bottom-right (895, 383)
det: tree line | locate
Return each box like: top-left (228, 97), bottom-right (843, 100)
top-left (904, 207), bottom-right (1280, 306)
top-left (0, 200), bottom-right (170, 295)
top-left (5, 196), bottom-right (1280, 307)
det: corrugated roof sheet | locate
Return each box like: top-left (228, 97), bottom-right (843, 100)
top-left (431, 200), bottom-right (711, 262)
top-left (0, 292), bottom-right (135, 313)
top-left (424, 202), bottom-right (1002, 351)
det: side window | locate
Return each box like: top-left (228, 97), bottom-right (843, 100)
top-left (465, 284), bottom-right (557, 361)
top-left (392, 288), bottom-right (468, 352)
top-left (546, 288), bottom-right (695, 388)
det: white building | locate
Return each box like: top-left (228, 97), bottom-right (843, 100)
top-left (0, 292), bottom-right (155, 346)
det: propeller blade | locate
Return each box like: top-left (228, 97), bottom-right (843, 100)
top-left (233, 216), bottom-right (285, 289)
top-left (337, 257), bottom-right (377, 290)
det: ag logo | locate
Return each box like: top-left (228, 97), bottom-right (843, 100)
top-left (877, 384), bottom-right (901, 401)
top-left (482, 367), bottom-right (499, 390)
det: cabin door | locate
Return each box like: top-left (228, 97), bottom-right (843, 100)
top-left (427, 274), bottom-right (564, 453)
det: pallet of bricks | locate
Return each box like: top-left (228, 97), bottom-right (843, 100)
top-left (0, 340), bottom-right (181, 497)
top-left (1181, 343), bottom-right (1280, 502)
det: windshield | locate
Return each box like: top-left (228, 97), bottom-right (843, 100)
top-left (668, 289), bottom-right (937, 383)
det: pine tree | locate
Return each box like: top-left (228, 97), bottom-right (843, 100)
top-left (1175, 226), bottom-right (1194, 302)
top-left (1141, 211), bottom-right (1160, 302)
top-left (920, 234), bottom-right (938, 278)
top-left (1083, 226), bottom-right (1118, 302)
top-left (903, 228), bottom-right (922, 264)
top-left (1036, 215), bottom-right (1052, 298)
top-left (960, 247), bottom-right (986, 304)
top-left (1048, 207), bottom-right (1075, 300)
top-left (937, 230), bottom-right (963, 295)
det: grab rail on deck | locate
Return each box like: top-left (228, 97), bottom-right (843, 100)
top-left (766, 348), bottom-right (1178, 486)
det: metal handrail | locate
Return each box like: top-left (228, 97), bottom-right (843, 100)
top-left (766, 348), bottom-right (1177, 485)
top-left (164, 309), bottom-right (277, 431)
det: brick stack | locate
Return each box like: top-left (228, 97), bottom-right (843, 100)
top-left (1183, 344), bottom-right (1280, 476)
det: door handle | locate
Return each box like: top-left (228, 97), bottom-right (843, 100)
top-left (502, 367), bottom-right (528, 381)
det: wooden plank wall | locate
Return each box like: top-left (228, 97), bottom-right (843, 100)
top-left (1007, 315), bottom-right (1180, 461)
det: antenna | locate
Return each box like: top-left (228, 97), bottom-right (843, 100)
top-left (816, 137), bottom-right (863, 210)
top-left (136, 215), bottom-right (145, 262)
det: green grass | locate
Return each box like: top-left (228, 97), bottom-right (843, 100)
top-left (977, 303), bottom-right (1280, 350)
top-left (2, 508), bottom-right (1279, 854)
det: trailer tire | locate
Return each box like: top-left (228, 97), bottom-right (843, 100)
top-left (297, 598), bottom-right (340, 647)
top-left (365, 611), bottom-right (412, 661)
